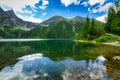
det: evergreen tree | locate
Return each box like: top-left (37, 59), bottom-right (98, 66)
top-left (86, 15), bottom-right (90, 28)
top-left (81, 15), bottom-right (90, 38)
top-left (80, 16), bottom-right (105, 40)
top-left (91, 18), bottom-right (95, 28)
top-left (115, 0), bottom-right (120, 11)
top-left (89, 18), bottom-right (95, 35)
top-left (105, 0), bottom-right (120, 35)
top-left (105, 7), bottom-right (115, 32)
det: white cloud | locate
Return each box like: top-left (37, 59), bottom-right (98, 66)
top-left (82, 0), bottom-right (106, 6)
top-left (81, 0), bottom-right (113, 14)
top-left (0, 0), bottom-right (39, 12)
top-left (88, 0), bottom-right (106, 6)
top-left (92, 9), bottom-right (98, 13)
top-left (0, 0), bottom-right (40, 23)
top-left (41, 12), bottom-right (47, 18)
top-left (88, 2), bottom-right (113, 13)
top-left (39, 0), bottom-right (49, 9)
top-left (42, 12), bottom-right (47, 16)
top-left (97, 2), bottom-right (113, 13)
top-left (88, 8), bottom-right (90, 12)
top-left (0, 4), bottom-right (12, 11)
top-left (96, 14), bottom-right (107, 23)
top-left (39, 6), bottom-right (47, 9)
top-left (81, 0), bottom-right (110, 13)
top-left (42, 0), bottom-right (49, 5)
top-left (61, 0), bottom-right (80, 7)
top-left (41, 12), bottom-right (47, 17)
top-left (17, 14), bottom-right (42, 23)
top-left (91, 2), bottom-right (113, 13)
top-left (82, 2), bottom-right (88, 7)
top-left (22, 10), bottom-right (32, 14)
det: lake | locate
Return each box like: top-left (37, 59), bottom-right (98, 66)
top-left (0, 39), bottom-right (120, 80)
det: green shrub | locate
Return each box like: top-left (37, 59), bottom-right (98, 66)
top-left (94, 35), bottom-right (118, 42)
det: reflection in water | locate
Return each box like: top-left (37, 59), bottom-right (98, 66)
top-left (0, 54), bottom-right (112, 80)
top-left (97, 55), bottom-right (106, 61)
top-left (0, 40), bottom-right (120, 79)
top-left (18, 53), bottom-right (43, 61)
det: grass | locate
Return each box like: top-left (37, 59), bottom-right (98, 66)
top-left (94, 34), bottom-right (118, 42)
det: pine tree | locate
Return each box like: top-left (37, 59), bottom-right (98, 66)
top-left (105, 0), bottom-right (120, 35)
top-left (86, 15), bottom-right (90, 28)
top-left (105, 6), bottom-right (115, 32)
top-left (115, 0), bottom-right (120, 11)
top-left (81, 15), bottom-right (90, 38)
top-left (90, 18), bottom-right (95, 35)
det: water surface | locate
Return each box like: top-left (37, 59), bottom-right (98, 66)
top-left (0, 40), bottom-right (120, 80)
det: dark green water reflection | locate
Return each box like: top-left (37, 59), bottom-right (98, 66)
top-left (0, 40), bottom-right (120, 80)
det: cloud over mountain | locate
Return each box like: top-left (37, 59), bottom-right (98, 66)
top-left (0, 0), bottom-right (114, 23)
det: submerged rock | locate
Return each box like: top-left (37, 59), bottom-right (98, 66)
top-left (113, 56), bottom-right (120, 61)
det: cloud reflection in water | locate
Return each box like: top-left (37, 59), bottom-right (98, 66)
top-left (0, 54), bottom-right (112, 80)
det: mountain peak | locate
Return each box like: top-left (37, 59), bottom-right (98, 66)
top-left (48, 15), bottom-right (65, 21)
top-left (0, 8), bottom-right (37, 27)
top-left (0, 7), bottom-right (5, 14)
top-left (6, 9), bottom-right (18, 20)
top-left (0, 7), bottom-right (3, 11)
top-left (7, 9), bottom-right (14, 13)
top-left (72, 16), bottom-right (85, 22)
top-left (50, 15), bottom-right (65, 19)
top-left (41, 15), bottom-right (65, 25)
top-left (41, 15), bottom-right (86, 25)
top-left (74, 16), bottom-right (82, 19)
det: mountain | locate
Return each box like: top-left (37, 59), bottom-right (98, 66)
top-left (0, 7), bottom-right (38, 28)
top-left (22, 16), bottom-right (104, 39)
top-left (46, 19), bottom-right (82, 38)
top-left (23, 16), bottom-right (83, 38)
top-left (0, 7), bottom-right (14, 26)
top-left (0, 10), bottom-right (103, 39)
top-left (41, 15), bottom-right (85, 26)
top-left (41, 16), bottom-right (66, 25)
top-left (71, 16), bottom-right (85, 22)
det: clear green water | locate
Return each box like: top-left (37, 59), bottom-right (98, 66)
top-left (0, 40), bottom-right (120, 80)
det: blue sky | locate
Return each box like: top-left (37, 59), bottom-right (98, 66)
top-left (0, 0), bottom-right (114, 23)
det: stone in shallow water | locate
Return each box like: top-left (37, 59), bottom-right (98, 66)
top-left (113, 56), bottom-right (120, 61)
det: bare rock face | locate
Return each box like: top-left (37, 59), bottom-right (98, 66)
top-left (0, 7), bottom-right (37, 28)
top-left (113, 56), bottom-right (120, 61)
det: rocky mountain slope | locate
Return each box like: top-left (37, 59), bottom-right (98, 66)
top-left (0, 7), bottom-right (37, 28)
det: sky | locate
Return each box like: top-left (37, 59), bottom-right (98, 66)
top-left (0, 0), bottom-right (115, 23)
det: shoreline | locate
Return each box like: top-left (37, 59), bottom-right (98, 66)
top-left (101, 41), bottom-right (120, 46)
top-left (0, 38), bottom-right (120, 46)
top-left (75, 40), bottom-right (120, 47)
